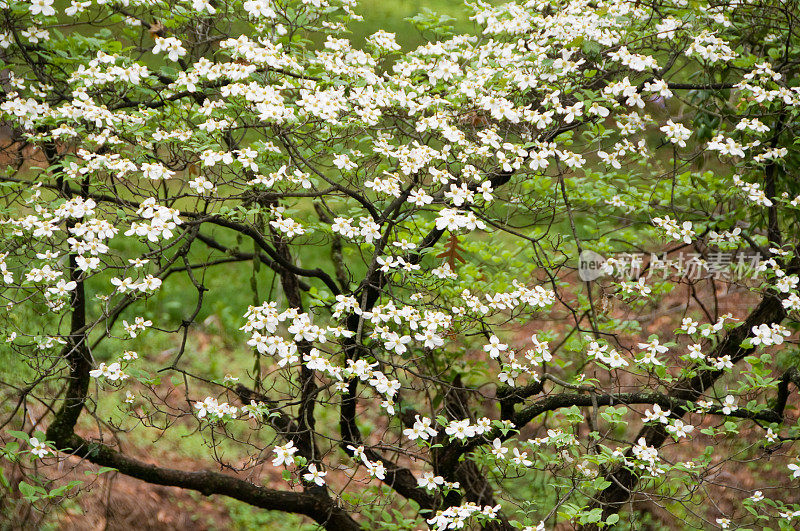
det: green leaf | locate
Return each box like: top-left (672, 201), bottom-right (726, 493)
top-left (18, 481), bottom-right (38, 501)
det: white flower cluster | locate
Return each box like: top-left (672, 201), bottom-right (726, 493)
top-left (444, 417), bottom-right (493, 440)
top-left (660, 120), bottom-right (691, 147)
top-left (331, 216), bottom-right (382, 243)
top-left (707, 134), bottom-right (747, 158)
top-left (28, 437), bottom-right (51, 459)
top-left (417, 471), bottom-right (458, 491)
top-left (124, 198), bottom-right (182, 243)
top-left (270, 212), bottom-right (306, 238)
top-left (652, 215), bottom-right (695, 244)
top-left (69, 52), bottom-right (151, 88)
top-left (603, 76), bottom-right (645, 109)
top-left (111, 275), bottom-right (162, 294)
top-left (783, 293), bottom-right (800, 312)
top-left (367, 30), bottom-right (401, 53)
top-left (743, 79), bottom-right (791, 103)
top-left (242, 303), bottom-right (402, 409)
top-left (732, 175), bottom-right (773, 207)
top-left (5, 194), bottom-right (127, 309)
top-left (587, 339), bottom-right (628, 369)
top-left (247, 165), bottom-right (311, 189)
top-left (435, 208), bottom-right (486, 232)
top-left (708, 227), bottom-right (742, 247)
top-left (629, 437), bottom-right (662, 475)
top-left (152, 37), bottom-right (187, 62)
top-left (362, 301), bottom-right (451, 354)
top-left (346, 444), bottom-right (387, 480)
top-left (427, 503), bottom-right (502, 531)
top-left (194, 396), bottom-right (238, 421)
top-left (0, 254), bottom-right (12, 284)
top-left (458, 284), bottom-right (556, 318)
top-left (219, 36), bottom-right (300, 72)
top-left (272, 441), bottom-right (298, 466)
top-left (120, 316), bottom-right (151, 338)
top-left (620, 278), bottom-right (652, 298)
top-left (403, 415), bottom-right (438, 441)
top-left (665, 419), bottom-right (694, 439)
top-left (643, 404), bottom-right (670, 424)
top-left (751, 323), bottom-right (790, 347)
top-left (29, 0), bottom-right (55, 16)
top-left (636, 338), bottom-right (668, 366)
top-left (685, 30), bottom-right (736, 63)
top-left (376, 255), bottom-right (421, 274)
top-left (89, 361), bottom-right (128, 382)
top-left (775, 275), bottom-right (799, 294)
top-left (495, 334), bottom-right (552, 387)
top-left (607, 46), bottom-right (658, 72)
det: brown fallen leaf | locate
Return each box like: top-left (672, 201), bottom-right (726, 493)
top-left (148, 20), bottom-right (165, 39)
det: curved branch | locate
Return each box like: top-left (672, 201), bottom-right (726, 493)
top-left (47, 431), bottom-right (360, 530)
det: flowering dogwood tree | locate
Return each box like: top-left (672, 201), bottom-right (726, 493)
top-left (2, 0), bottom-right (800, 528)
